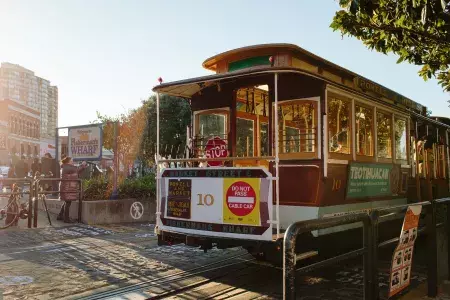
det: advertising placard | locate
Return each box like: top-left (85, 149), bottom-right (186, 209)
top-left (223, 178), bottom-right (260, 226)
top-left (347, 162), bottom-right (396, 198)
top-left (167, 179), bottom-right (191, 219)
top-left (68, 125), bottom-right (102, 161)
top-left (388, 205), bottom-right (422, 298)
top-left (159, 168), bottom-right (273, 241)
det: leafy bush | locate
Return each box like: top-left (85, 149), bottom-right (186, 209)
top-left (82, 175), bottom-right (156, 201)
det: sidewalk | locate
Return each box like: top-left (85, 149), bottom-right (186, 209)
top-left (401, 282), bottom-right (450, 299)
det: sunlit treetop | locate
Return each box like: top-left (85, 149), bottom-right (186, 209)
top-left (331, 0), bottom-right (450, 92)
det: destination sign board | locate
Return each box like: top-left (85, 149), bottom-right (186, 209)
top-left (354, 77), bottom-right (425, 113)
top-left (346, 162), bottom-right (401, 199)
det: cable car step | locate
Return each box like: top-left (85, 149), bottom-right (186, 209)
top-left (296, 250), bottom-right (318, 262)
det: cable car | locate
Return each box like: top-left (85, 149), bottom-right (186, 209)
top-left (152, 44), bottom-right (450, 264)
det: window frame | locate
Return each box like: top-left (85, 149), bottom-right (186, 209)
top-left (327, 92), bottom-right (352, 160)
top-left (394, 116), bottom-right (409, 165)
top-left (376, 109), bottom-right (393, 163)
top-left (273, 98), bottom-right (320, 160)
top-left (354, 101), bottom-right (375, 162)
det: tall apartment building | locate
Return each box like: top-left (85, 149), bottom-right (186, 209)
top-left (0, 63), bottom-right (58, 165)
top-left (0, 63), bottom-right (58, 138)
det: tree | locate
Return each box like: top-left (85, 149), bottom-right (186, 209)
top-left (96, 94), bottom-right (191, 168)
top-left (331, 0), bottom-right (450, 91)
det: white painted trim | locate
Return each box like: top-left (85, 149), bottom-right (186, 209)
top-left (374, 106), bottom-right (378, 162)
top-left (326, 85), bottom-right (410, 119)
top-left (328, 159), bottom-right (348, 165)
top-left (7, 105), bottom-right (40, 119)
top-left (274, 73), bottom-right (280, 238)
top-left (352, 98), bottom-right (356, 161)
top-left (324, 90), bottom-right (328, 177)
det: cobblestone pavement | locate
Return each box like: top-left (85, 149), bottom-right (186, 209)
top-left (0, 220), bottom-right (445, 300)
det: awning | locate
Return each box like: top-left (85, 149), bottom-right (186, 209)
top-left (152, 66), bottom-right (279, 98)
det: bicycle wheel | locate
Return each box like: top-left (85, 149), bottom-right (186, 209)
top-left (0, 194), bottom-right (20, 230)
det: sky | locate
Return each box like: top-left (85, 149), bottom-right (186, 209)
top-left (0, 0), bottom-right (449, 127)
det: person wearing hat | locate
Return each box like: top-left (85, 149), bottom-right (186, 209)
top-left (57, 156), bottom-right (87, 222)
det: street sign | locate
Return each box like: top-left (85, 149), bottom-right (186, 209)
top-left (204, 137), bottom-right (228, 167)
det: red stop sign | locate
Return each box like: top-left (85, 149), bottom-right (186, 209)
top-left (205, 137), bottom-right (228, 167)
top-left (226, 181), bottom-right (256, 216)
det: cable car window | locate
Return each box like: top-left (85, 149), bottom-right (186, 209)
top-left (395, 118), bottom-right (407, 160)
top-left (278, 100), bottom-right (317, 155)
top-left (328, 95), bottom-right (351, 154)
top-left (260, 122), bottom-right (269, 156)
top-left (236, 118), bottom-right (254, 157)
top-left (377, 112), bottom-right (392, 159)
top-left (198, 113), bottom-right (226, 138)
top-left (355, 104), bottom-right (374, 156)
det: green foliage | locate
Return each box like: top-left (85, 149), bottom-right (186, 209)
top-left (82, 175), bottom-right (156, 201)
top-left (331, 0), bottom-right (450, 91)
top-left (96, 94), bottom-right (191, 166)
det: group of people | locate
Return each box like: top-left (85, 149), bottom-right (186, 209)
top-left (6, 153), bottom-right (88, 224)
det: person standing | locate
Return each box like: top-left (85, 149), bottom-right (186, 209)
top-left (57, 157), bottom-right (87, 222)
top-left (15, 156), bottom-right (28, 179)
top-left (31, 158), bottom-right (42, 177)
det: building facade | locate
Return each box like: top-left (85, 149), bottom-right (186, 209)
top-left (0, 99), bottom-right (40, 166)
top-left (0, 62), bottom-right (58, 167)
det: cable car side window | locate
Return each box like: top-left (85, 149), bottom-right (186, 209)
top-left (355, 104), bottom-right (374, 157)
top-left (395, 118), bottom-right (407, 161)
top-left (277, 100), bottom-right (318, 158)
top-left (328, 93), bottom-right (351, 156)
top-left (377, 111), bottom-right (392, 159)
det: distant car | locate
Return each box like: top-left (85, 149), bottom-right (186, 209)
top-left (0, 166), bottom-right (9, 178)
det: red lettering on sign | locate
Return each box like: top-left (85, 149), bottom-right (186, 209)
top-left (225, 181), bottom-right (256, 216)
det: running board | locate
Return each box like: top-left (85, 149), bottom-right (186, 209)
top-left (296, 250), bottom-right (318, 262)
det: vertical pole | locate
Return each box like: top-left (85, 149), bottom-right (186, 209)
top-left (371, 210), bottom-right (379, 299)
top-left (28, 180), bottom-right (33, 228)
top-left (447, 202), bottom-right (450, 281)
top-left (415, 121), bottom-right (421, 201)
top-left (55, 128), bottom-right (59, 162)
top-left (274, 73), bottom-right (280, 238)
top-left (112, 122), bottom-right (118, 199)
top-left (426, 201), bottom-right (438, 297)
top-left (156, 92), bottom-right (160, 228)
top-left (363, 216), bottom-right (373, 300)
top-left (446, 130), bottom-right (450, 189)
top-left (33, 181), bottom-right (38, 228)
top-left (283, 225), bottom-right (298, 300)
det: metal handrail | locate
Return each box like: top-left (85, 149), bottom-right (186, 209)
top-left (283, 213), bottom-right (373, 300)
top-left (0, 178), bottom-right (34, 228)
top-left (158, 156), bottom-right (276, 163)
top-left (283, 198), bottom-right (450, 299)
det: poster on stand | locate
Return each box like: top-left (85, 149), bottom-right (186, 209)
top-left (68, 125), bottom-right (102, 161)
top-left (388, 205), bottom-right (422, 298)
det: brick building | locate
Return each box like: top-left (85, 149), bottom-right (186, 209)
top-left (0, 99), bottom-right (40, 167)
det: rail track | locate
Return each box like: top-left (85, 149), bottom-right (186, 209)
top-left (76, 252), bottom-right (258, 300)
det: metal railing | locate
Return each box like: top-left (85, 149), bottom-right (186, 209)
top-left (0, 177), bottom-right (83, 228)
top-left (0, 178), bottom-right (34, 228)
top-left (34, 178), bottom-right (83, 226)
top-left (283, 198), bottom-right (450, 300)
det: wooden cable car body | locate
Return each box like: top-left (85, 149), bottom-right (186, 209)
top-left (152, 44), bottom-right (450, 262)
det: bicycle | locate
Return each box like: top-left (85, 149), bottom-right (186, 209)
top-left (0, 184), bottom-right (29, 229)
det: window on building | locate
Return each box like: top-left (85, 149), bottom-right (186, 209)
top-left (328, 94), bottom-right (351, 155)
top-left (355, 104), bottom-right (374, 156)
top-left (377, 112), bottom-right (392, 159)
top-left (260, 122), bottom-right (269, 156)
top-left (395, 118), bottom-right (407, 160)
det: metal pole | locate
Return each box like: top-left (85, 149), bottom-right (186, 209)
top-left (426, 201), bottom-right (438, 297)
top-left (28, 180), bottom-right (33, 228)
top-left (112, 121), bottom-right (118, 199)
top-left (274, 73), bottom-right (280, 238)
top-left (55, 128), bottom-right (59, 162)
top-left (447, 201), bottom-right (450, 281)
top-left (156, 92), bottom-right (161, 228)
top-left (283, 224), bottom-right (298, 300)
